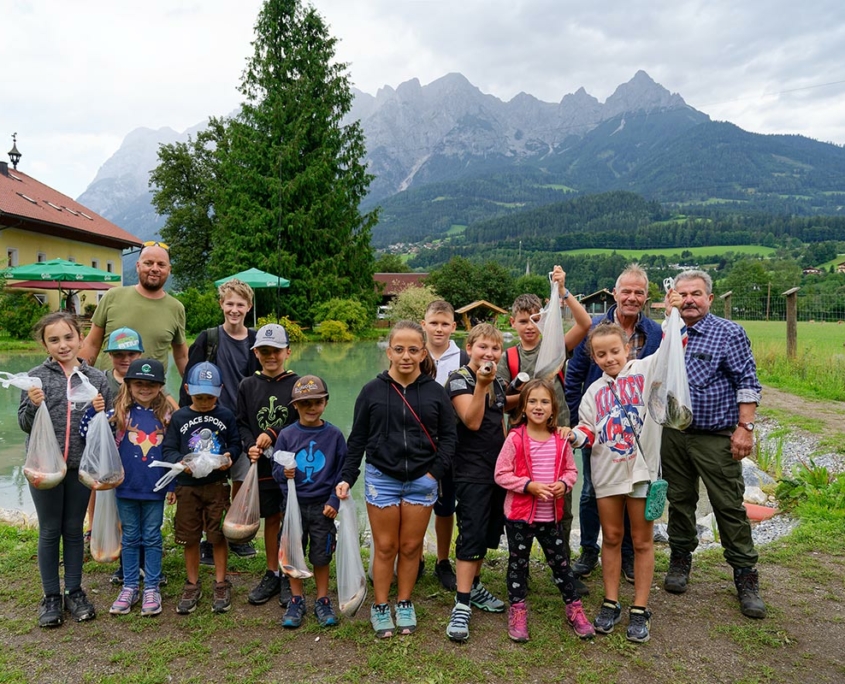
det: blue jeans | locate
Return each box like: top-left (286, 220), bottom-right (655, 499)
top-left (578, 447), bottom-right (634, 558)
top-left (115, 497), bottom-right (165, 589)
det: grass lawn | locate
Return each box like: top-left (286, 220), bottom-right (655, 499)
top-left (559, 245), bottom-right (777, 260)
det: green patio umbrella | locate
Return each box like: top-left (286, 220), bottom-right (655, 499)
top-left (3, 258), bottom-right (122, 283)
top-left (214, 268), bottom-right (290, 326)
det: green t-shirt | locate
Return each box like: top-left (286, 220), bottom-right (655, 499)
top-left (496, 342), bottom-right (570, 427)
top-left (92, 287), bottom-right (186, 372)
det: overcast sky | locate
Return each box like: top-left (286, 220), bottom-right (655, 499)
top-left (4, 0), bottom-right (845, 199)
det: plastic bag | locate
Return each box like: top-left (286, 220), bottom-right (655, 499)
top-left (533, 273), bottom-right (567, 380)
top-left (67, 367), bottom-right (99, 408)
top-left (278, 451), bottom-right (312, 579)
top-left (23, 402), bottom-right (67, 490)
top-left (647, 278), bottom-right (693, 430)
top-left (336, 497), bottom-right (367, 617)
top-left (79, 412), bottom-right (124, 490)
top-left (223, 461), bottom-right (260, 542)
top-left (90, 488), bottom-right (122, 562)
top-left (0, 371), bottom-right (42, 391)
top-left (148, 460), bottom-right (186, 492)
top-left (182, 449), bottom-right (229, 479)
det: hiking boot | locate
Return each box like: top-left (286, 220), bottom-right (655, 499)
top-left (176, 582), bottom-right (202, 614)
top-left (211, 579), bottom-right (232, 613)
top-left (626, 607), bottom-right (652, 643)
top-left (572, 549), bottom-right (599, 578)
top-left (229, 541), bottom-right (257, 558)
top-left (199, 540), bottom-right (214, 566)
top-left (314, 597), bottom-right (339, 627)
top-left (282, 595), bottom-right (306, 628)
top-left (141, 588), bottom-right (162, 617)
top-left (446, 602), bottom-right (471, 642)
top-left (507, 601), bottom-right (529, 642)
top-left (734, 567), bottom-right (767, 619)
top-left (593, 600), bottom-right (622, 634)
top-left (434, 559), bottom-right (457, 591)
top-left (109, 587), bottom-right (140, 615)
top-left (470, 582), bottom-right (505, 613)
top-left (573, 576), bottom-right (590, 597)
top-left (370, 602), bottom-right (395, 638)
top-left (664, 550), bottom-right (692, 594)
top-left (565, 599), bottom-right (595, 639)
top-left (248, 570), bottom-right (281, 605)
top-left (622, 555), bottom-right (635, 584)
top-left (64, 588), bottom-right (96, 622)
top-left (278, 574), bottom-right (292, 608)
top-left (395, 600), bottom-right (417, 635)
top-left (38, 594), bottom-right (64, 628)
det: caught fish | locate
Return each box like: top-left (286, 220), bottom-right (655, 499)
top-left (24, 466), bottom-right (66, 490)
top-left (339, 579), bottom-right (367, 617)
top-left (222, 520), bottom-right (260, 542)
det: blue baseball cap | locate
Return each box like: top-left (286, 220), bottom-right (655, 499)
top-left (105, 327), bottom-right (144, 353)
top-left (185, 361), bottom-right (222, 397)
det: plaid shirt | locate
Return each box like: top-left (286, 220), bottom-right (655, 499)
top-left (685, 313), bottom-right (761, 431)
top-left (615, 311), bottom-right (646, 361)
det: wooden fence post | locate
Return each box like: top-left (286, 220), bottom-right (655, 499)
top-left (720, 291), bottom-right (732, 320)
top-left (782, 287), bottom-right (800, 360)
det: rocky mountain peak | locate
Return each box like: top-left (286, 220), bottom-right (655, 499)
top-left (603, 69), bottom-right (687, 119)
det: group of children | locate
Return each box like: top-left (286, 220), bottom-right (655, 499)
top-left (19, 268), bottom-right (684, 646)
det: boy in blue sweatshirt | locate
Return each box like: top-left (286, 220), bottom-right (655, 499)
top-left (272, 375), bottom-right (347, 629)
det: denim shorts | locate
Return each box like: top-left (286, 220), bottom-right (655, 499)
top-left (364, 463), bottom-right (438, 508)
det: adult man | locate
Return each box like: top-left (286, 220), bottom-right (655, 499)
top-left (661, 269), bottom-right (765, 619)
top-left (80, 243), bottom-right (188, 375)
top-left (565, 265), bottom-right (662, 584)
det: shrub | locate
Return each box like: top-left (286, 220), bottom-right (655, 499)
top-left (311, 298), bottom-right (370, 333)
top-left (0, 290), bottom-right (49, 340)
top-left (388, 284), bottom-right (439, 323)
top-left (318, 319), bottom-right (354, 342)
top-left (173, 287), bottom-right (220, 335)
top-left (256, 315), bottom-right (305, 344)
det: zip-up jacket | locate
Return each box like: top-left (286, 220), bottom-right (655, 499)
top-left (341, 370), bottom-right (456, 488)
top-left (494, 425), bottom-right (577, 524)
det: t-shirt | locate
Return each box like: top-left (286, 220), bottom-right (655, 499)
top-left (214, 328), bottom-right (251, 412)
top-left (92, 287), bottom-right (186, 372)
top-left (529, 436), bottom-right (557, 522)
top-left (447, 365), bottom-right (507, 484)
top-left (497, 343), bottom-right (570, 427)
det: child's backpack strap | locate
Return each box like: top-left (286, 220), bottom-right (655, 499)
top-left (506, 346), bottom-right (520, 380)
top-left (205, 326), bottom-right (220, 362)
top-left (459, 348), bottom-right (470, 366)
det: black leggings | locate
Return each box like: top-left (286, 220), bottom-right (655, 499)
top-left (505, 519), bottom-right (579, 605)
top-left (29, 469), bottom-right (90, 596)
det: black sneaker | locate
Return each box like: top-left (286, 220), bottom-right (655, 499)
top-left (212, 580), bottom-right (232, 614)
top-left (664, 550), bottom-right (692, 594)
top-left (248, 570), bottom-right (281, 605)
top-left (572, 549), bottom-right (599, 578)
top-left (38, 594), bottom-right (64, 628)
top-left (229, 541), bottom-right (257, 558)
top-left (573, 576), bottom-right (590, 597)
top-left (434, 560), bottom-right (457, 591)
top-left (278, 574), bottom-right (292, 608)
top-left (593, 600), bottom-right (622, 634)
top-left (64, 588), bottom-right (96, 622)
top-left (200, 540), bottom-right (214, 566)
top-left (110, 568), bottom-right (124, 586)
top-left (626, 607), bottom-right (652, 643)
top-left (622, 555), bottom-right (635, 584)
top-left (734, 568), bottom-right (766, 619)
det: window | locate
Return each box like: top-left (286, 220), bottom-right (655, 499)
top-left (37, 252), bottom-right (47, 263)
top-left (106, 261), bottom-right (114, 273)
top-left (33, 294), bottom-right (48, 305)
top-left (7, 248), bottom-right (18, 267)
top-left (67, 256), bottom-right (76, 263)
top-left (91, 259), bottom-right (100, 269)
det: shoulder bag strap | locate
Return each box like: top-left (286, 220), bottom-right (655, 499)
top-left (390, 384), bottom-right (437, 452)
top-left (606, 380), bottom-right (661, 481)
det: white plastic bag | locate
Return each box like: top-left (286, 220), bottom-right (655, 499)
top-left (79, 412), bottom-right (124, 490)
top-left (90, 488), bottom-right (122, 563)
top-left (336, 497), bottom-right (366, 617)
top-left (67, 367), bottom-right (99, 408)
top-left (181, 449), bottom-right (229, 479)
top-left (223, 461), bottom-right (260, 542)
top-left (148, 460), bottom-right (186, 492)
top-left (278, 451), bottom-right (312, 579)
top-left (0, 371), bottom-right (42, 391)
top-left (533, 273), bottom-right (567, 380)
top-left (24, 402), bottom-right (67, 490)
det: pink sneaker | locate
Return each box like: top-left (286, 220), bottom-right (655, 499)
top-left (566, 599), bottom-right (595, 639)
top-left (507, 601), bottom-right (529, 642)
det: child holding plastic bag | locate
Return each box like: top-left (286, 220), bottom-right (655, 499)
top-left (80, 359), bottom-right (173, 617)
top-left (271, 375), bottom-right (347, 629)
top-left (17, 312), bottom-right (112, 628)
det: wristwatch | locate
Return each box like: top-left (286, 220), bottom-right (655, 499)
top-left (738, 421), bottom-right (755, 432)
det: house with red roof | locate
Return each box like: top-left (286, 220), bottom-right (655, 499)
top-left (0, 155), bottom-right (141, 312)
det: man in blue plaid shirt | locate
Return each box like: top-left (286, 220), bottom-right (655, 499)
top-left (660, 270), bottom-right (766, 620)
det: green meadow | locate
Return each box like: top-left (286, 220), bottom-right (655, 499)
top-left (560, 245), bottom-right (777, 259)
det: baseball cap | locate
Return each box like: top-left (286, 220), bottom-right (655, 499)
top-left (185, 361), bottom-right (223, 397)
top-left (290, 375), bottom-right (329, 403)
top-left (252, 324), bottom-right (289, 350)
top-left (124, 359), bottom-right (166, 385)
top-left (105, 327), bottom-right (144, 353)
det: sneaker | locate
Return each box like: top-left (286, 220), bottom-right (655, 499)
top-left (109, 587), bottom-right (140, 615)
top-left (176, 582), bottom-right (202, 615)
top-left (38, 594), bottom-right (64, 628)
top-left (470, 582), bottom-right (505, 613)
top-left (211, 579), bottom-right (232, 614)
top-left (158, 573), bottom-right (168, 587)
top-left (626, 607), bottom-right (652, 643)
top-left (664, 550), bottom-right (692, 594)
top-left (282, 596), bottom-right (306, 628)
top-left (199, 540), bottom-right (214, 566)
top-left (110, 568), bottom-right (124, 586)
top-left (565, 599), bottom-right (595, 639)
top-left (64, 588), bottom-right (96, 622)
top-left (622, 555), bottom-right (635, 584)
top-left (573, 576), bottom-right (590, 597)
top-left (370, 602), bottom-right (395, 638)
top-left (507, 601), bottom-right (529, 642)
top-left (278, 574), bottom-right (292, 608)
top-left (734, 568), bottom-right (767, 619)
top-left (314, 597), bottom-right (339, 627)
top-left (141, 588), bottom-right (162, 617)
top-left (446, 602), bottom-right (471, 642)
top-left (395, 600), bottom-right (417, 635)
top-left (593, 600), bottom-right (622, 634)
top-left (434, 560), bottom-right (457, 591)
top-left (572, 549), bottom-right (599, 578)
top-left (248, 570), bottom-right (281, 605)
top-left (229, 541), bottom-right (257, 558)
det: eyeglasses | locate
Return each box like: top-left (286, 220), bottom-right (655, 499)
top-left (390, 346), bottom-right (423, 356)
top-left (142, 240), bottom-right (170, 251)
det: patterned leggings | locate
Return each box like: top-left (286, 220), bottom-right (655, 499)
top-left (505, 519), bottom-right (579, 605)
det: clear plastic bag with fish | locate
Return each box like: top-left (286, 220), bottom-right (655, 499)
top-left (79, 411), bottom-right (124, 490)
top-left (90, 488), bottom-right (122, 563)
top-left (223, 460), bottom-right (260, 542)
top-left (181, 449), bottom-right (230, 479)
top-left (24, 400), bottom-right (67, 490)
top-left (66, 367), bottom-right (99, 408)
top-left (533, 273), bottom-right (567, 380)
top-left (336, 497), bottom-right (367, 617)
top-left (277, 450), bottom-right (313, 579)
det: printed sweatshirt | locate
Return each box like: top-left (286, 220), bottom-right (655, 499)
top-left (162, 404), bottom-right (241, 487)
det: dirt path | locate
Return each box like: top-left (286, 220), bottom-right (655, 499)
top-left (761, 385), bottom-right (845, 440)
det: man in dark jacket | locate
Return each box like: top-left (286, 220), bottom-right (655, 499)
top-left (564, 265), bottom-right (662, 584)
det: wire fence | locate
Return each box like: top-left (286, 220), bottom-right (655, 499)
top-left (722, 293), bottom-right (845, 322)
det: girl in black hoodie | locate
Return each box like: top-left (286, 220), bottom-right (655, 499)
top-left (337, 321), bottom-right (456, 638)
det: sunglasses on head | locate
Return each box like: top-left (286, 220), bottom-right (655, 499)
top-left (142, 240), bottom-right (169, 251)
